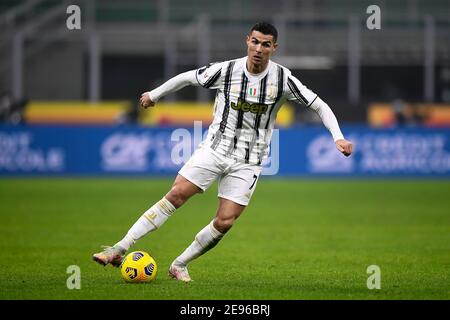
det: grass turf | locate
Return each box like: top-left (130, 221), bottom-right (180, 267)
top-left (0, 178), bottom-right (449, 300)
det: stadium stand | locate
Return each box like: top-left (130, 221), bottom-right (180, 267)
top-left (0, 0), bottom-right (449, 126)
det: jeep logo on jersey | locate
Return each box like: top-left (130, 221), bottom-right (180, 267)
top-left (231, 99), bottom-right (268, 115)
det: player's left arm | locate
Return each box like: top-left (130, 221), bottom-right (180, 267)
top-left (308, 97), bottom-right (353, 157)
top-left (286, 75), bottom-right (353, 157)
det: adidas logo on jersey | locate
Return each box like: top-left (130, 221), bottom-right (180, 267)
top-left (231, 99), bottom-right (268, 115)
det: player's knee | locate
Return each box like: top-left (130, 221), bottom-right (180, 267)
top-left (213, 217), bottom-right (234, 234)
top-left (166, 185), bottom-right (189, 208)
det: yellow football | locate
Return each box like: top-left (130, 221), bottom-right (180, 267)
top-left (120, 251), bottom-right (157, 283)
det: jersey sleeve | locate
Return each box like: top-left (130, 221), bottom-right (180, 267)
top-left (195, 61), bottom-right (225, 90)
top-left (285, 74), bottom-right (318, 107)
top-left (309, 97), bottom-right (345, 142)
top-left (149, 70), bottom-right (198, 102)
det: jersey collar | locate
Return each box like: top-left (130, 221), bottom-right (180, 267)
top-left (243, 56), bottom-right (271, 80)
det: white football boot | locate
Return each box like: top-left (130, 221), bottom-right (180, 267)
top-left (168, 264), bottom-right (192, 282)
top-left (92, 245), bottom-right (126, 267)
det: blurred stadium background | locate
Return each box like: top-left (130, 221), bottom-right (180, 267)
top-left (0, 0), bottom-right (449, 300)
top-left (1, 0), bottom-right (449, 176)
top-left (1, 0), bottom-right (450, 127)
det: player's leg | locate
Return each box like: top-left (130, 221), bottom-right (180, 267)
top-left (169, 163), bottom-right (261, 281)
top-left (93, 145), bottom-right (222, 267)
top-left (169, 197), bottom-right (245, 282)
top-left (93, 175), bottom-right (201, 267)
top-left (114, 175), bottom-right (201, 249)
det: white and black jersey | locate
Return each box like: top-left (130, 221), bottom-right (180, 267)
top-left (149, 56), bottom-right (344, 165)
top-left (195, 56), bottom-right (325, 164)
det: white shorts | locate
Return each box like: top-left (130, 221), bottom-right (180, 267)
top-left (178, 145), bottom-right (262, 206)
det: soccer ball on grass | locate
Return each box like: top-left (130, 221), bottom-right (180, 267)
top-left (120, 251), bottom-right (157, 283)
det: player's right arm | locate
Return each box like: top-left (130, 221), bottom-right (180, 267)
top-left (140, 70), bottom-right (197, 108)
top-left (140, 62), bottom-right (224, 108)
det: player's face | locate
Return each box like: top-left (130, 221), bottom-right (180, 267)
top-left (246, 31), bottom-right (278, 69)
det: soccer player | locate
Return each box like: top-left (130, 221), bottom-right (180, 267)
top-left (93, 22), bottom-right (353, 282)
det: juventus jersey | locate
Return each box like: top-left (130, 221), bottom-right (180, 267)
top-left (149, 56), bottom-right (344, 165)
top-left (195, 56), bottom-right (317, 164)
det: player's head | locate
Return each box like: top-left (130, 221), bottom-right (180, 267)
top-left (246, 22), bottom-right (278, 69)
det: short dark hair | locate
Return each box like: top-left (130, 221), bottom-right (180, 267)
top-left (250, 22), bottom-right (278, 43)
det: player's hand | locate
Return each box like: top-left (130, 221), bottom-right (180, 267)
top-left (140, 92), bottom-right (155, 109)
top-left (335, 139), bottom-right (353, 157)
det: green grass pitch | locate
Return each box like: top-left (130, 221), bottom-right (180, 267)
top-left (0, 178), bottom-right (449, 300)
